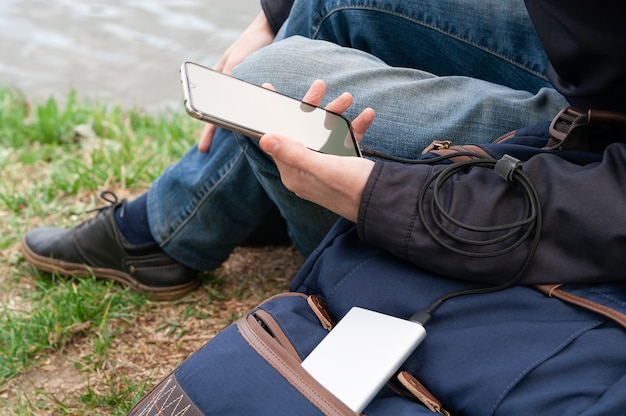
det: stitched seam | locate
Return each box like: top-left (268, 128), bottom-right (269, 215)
top-left (561, 291), bottom-right (623, 317)
top-left (325, 255), bottom-right (377, 303)
top-left (159, 148), bottom-right (247, 246)
top-left (314, 6), bottom-right (547, 80)
top-left (487, 321), bottom-right (602, 416)
top-left (406, 164), bottom-right (434, 258)
top-left (589, 288), bottom-right (626, 307)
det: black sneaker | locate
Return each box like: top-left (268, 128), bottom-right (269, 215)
top-left (21, 193), bottom-right (201, 300)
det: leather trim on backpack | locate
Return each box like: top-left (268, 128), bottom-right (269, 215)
top-left (308, 295), bottom-right (337, 330)
top-left (252, 309), bottom-right (302, 359)
top-left (126, 374), bottom-right (205, 416)
top-left (422, 141), bottom-right (492, 161)
top-left (535, 284), bottom-right (626, 330)
top-left (237, 304), bottom-right (357, 416)
top-left (394, 371), bottom-right (451, 415)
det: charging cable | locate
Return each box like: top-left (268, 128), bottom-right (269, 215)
top-left (360, 145), bottom-right (543, 327)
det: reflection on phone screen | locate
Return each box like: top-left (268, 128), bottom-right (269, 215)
top-left (181, 62), bottom-right (361, 157)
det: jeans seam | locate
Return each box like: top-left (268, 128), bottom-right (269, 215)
top-left (158, 147), bottom-right (247, 247)
top-left (313, 5), bottom-right (548, 81)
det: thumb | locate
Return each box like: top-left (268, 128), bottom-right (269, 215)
top-left (259, 133), bottom-right (282, 156)
top-left (260, 133), bottom-right (310, 168)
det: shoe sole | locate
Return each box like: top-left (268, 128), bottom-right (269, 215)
top-left (21, 236), bottom-right (200, 301)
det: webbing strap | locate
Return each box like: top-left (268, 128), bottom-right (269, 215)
top-left (545, 106), bottom-right (626, 150)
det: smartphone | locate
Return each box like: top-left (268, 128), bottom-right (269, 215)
top-left (180, 61), bottom-right (361, 157)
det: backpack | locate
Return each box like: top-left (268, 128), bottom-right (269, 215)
top-left (127, 116), bottom-right (626, 416)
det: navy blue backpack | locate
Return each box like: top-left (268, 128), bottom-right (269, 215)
top-left (127, 121), bottom-right (626, 416)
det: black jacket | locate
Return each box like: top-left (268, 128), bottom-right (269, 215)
top-left (358, 125), bottom-right (626, 285)
top-left (260, 0), bottom-right (294, 34)
top-left (258, 1), bottom-right (626, 284)
top-left (524, 0), bottom-right (626, 112)
top-left (355, 3), bottom-right (626, 284)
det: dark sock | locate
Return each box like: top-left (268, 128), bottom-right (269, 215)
top-left (114, 193), bottom-right (156, 246)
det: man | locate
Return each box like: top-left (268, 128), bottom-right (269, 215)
top-left (21, 0), bottom-right (569, 299)
top-left (126, 2), bottom-right (626, 414)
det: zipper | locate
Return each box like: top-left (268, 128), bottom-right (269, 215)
top-left (237, 303), bottom-right (357, 415)
top-left (422, 140), bottom-right (453, 154)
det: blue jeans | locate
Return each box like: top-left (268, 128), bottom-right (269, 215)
top-left (147, 0), bottom-right (568, 271)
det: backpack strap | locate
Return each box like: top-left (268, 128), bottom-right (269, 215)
top-left (535, 284), bottom-right (626, 330)
top-left (545, 106), bottom-right (626, 150)
top-left (421, 141), bottom-right (626, 330)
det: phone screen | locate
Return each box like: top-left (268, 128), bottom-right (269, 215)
top-left (180, 61), bottom-right (361, 157)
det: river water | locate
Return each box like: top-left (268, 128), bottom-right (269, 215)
top-left (0, 0), bottom-right (259, 112)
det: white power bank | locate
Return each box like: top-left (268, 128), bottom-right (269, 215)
top-left (301, 307), bottom-right (426, 413)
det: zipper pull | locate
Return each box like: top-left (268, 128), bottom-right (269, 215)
top-left (422, 140), bottom-right (453, 154)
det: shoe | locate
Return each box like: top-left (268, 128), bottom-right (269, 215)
top-left (21, 192), bottom-right (201, 300)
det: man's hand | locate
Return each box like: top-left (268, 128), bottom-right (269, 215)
top-left (260, 133), bottom-right (375, 222)
top-left (199, 11), bottom-right (275, 153)
top-left (214, 12), bottom-right (274, 75)
top-left (260, 80), bottom-right (376, 222)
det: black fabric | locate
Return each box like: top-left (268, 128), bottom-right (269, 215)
top-left (524, 1), bottom-right (626, 112)
top-left (357, 122), bottom-right (626, 286)
top-left (260, 0), bottom-right (295, 34)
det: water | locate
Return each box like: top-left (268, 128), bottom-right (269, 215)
top-left (0, 0), bottom-right (260, 112)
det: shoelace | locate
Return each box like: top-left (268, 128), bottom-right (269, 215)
top-left (85, 190), bottom-right (125, 217)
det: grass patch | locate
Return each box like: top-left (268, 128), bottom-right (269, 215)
top-left (0, 88), bottom-right (200, 253)
top-left (0, 274), bottom-right (145, 381)
top-left (0, 88), bottom-right (200, 413)
top-left (0, 87), bottom-right (301, 414)
top-left (0, 87), bottom-right (200, 219)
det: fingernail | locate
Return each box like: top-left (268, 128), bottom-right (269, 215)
top-left (261, 135), bottom-right (279, 155)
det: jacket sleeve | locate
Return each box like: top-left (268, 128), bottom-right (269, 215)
top-left (357, 145), bottom-right (626, 285)
top-left (260, 0), bottom-right (295, 34)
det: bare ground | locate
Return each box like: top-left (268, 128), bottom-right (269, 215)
top-left (0, 190), bottom-right (305, 414)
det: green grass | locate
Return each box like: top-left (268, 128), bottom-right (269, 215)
top-left (0, 273), bottom-right (145, 380)
top-left (0, 88), bottom-right (200, 246)
top-left (0, 87), bottom-right (298, 415)
top-left (0, 87), bottom-right (202, 414)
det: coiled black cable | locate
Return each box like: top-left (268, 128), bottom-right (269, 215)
top-left (360, 145), bottom-right (543, 325)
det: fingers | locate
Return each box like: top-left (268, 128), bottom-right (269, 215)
top-left (301, 80), bottom-right (354, 114)
top-left (300, 79), bottom-right (327, 106)
top-left (259, 133), bottom-right (311, 195)
top-left (262, 82), bottom-right (276, 91)
top-left (198, 123), bottom-right (216, 153)
top-left (324, 92), bottom-right (354, 114)
top-left (260, 132), bottom-right (375, 222)
top-left (351, 107), bottom-right (376, 143)
top-left (260, 133), bottom-right (330, 204)
top-left (213, 54), bottom-right (227, 73)
top-left (300, 80), bottom-right (375, 143)
top-left (268, 79), bottom-right (357, 119)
